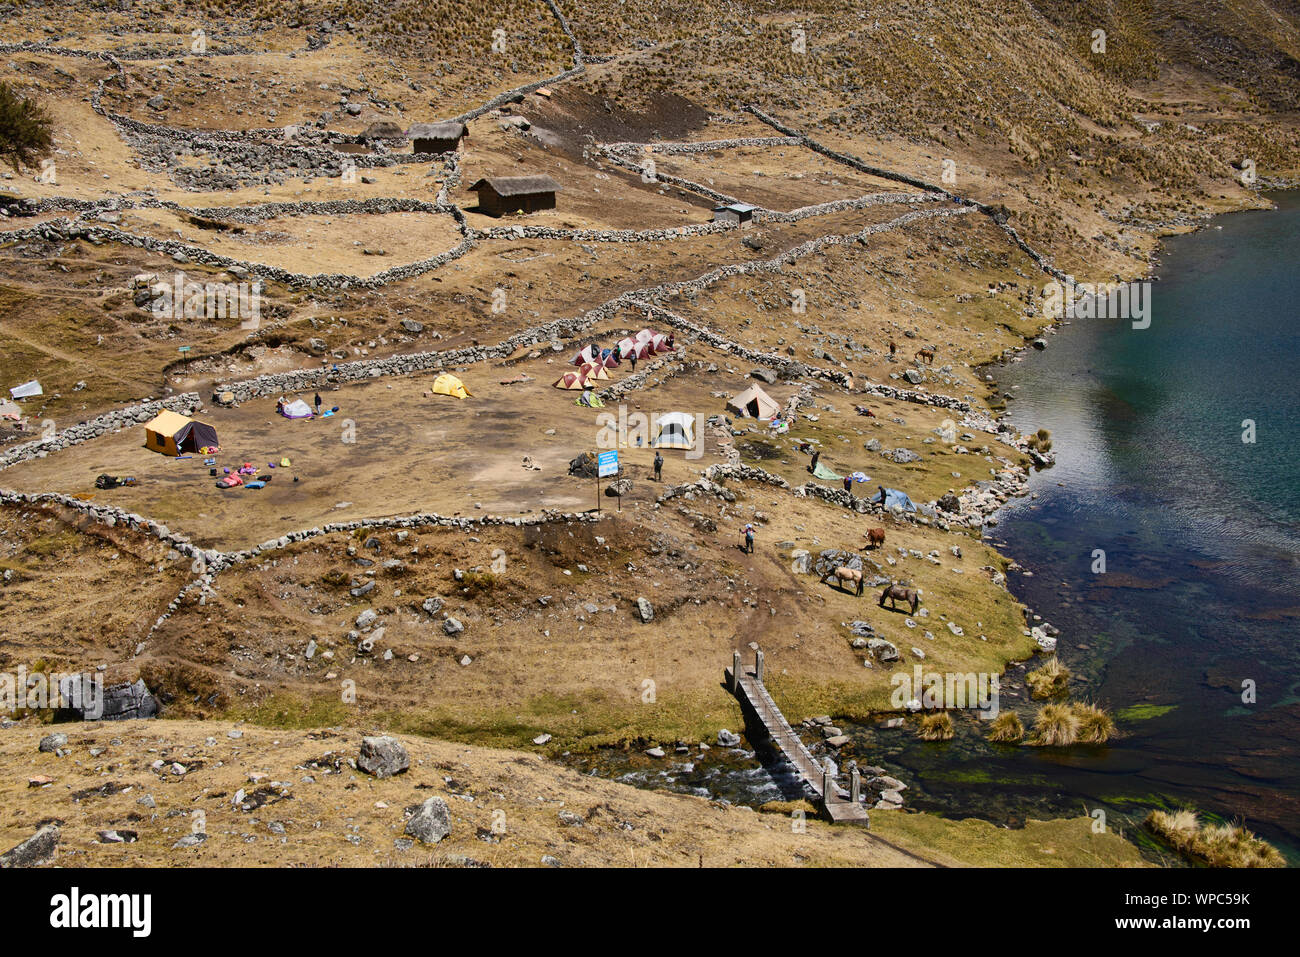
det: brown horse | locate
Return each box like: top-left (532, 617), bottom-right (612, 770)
top-left (915, 348), bottom-right (935, 365)
top-left (821, 566), bottom-right (864, 596)
top-left (879, 583), bottom-right (921, 614)
top-left (865, 527), bottom-right (886, 549)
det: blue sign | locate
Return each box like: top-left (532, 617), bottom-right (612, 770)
top-left (597, 449), bottom-right (619, 478)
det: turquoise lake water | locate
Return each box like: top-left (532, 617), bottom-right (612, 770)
top-left (572, 193), bottom-right (1300, 863)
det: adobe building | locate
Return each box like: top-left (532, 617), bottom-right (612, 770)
top-left (468, 174), bottom-right (562, 216)
top-left (407, 121), bottom-right (468, 154)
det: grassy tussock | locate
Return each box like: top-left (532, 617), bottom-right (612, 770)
top-left (1146, 809), bottom-right (1286, 868)
top-left (986, 711), bottom-right (1024, 742)
top-left (1028, 702), bottom-right (1118, 746)
top-left (1025, 655), bottom-right (1070, 699)
top-left (917, 711), bottom-right (954, 741)
top-left (1074, 702), bottom-right (1117, 744)
top-left (1029, 702), bottom-right (1079, 746)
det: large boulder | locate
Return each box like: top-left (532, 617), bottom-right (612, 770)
top-left (635, 597), bottom-right (654, 623)
top-left (790, 549), bottom-right (812, 574)
top-left (358, 736), bottom-right (409, 778)
top-left (0, 825), bottom-right (59, 868)
top-left (717, 729), bottom-right (741, 747)
top-left (56, 677), bottom-right (157, 721)
top-left (867, 638), bottom-right (900, 663)
top-left (1031, 627), bottom-right (1057, 652)
top-left (937, 491), bottom-right (961, 513)
top-left (405, 797), bottom-right (451, 844)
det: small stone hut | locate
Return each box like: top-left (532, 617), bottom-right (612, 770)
top-left (468, 174), bottom-right (562, 216)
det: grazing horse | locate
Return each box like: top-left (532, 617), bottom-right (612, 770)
top-left (821, 566), bottom-right (864, 596)
top-left (865, 527), bottom-right (886, 548)
top-left (915, 348), bottom-right (935, 365)
top-left (879, 583), bottom-right (921, 614)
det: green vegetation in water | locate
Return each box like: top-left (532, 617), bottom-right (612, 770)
top-left (1115, 703), bottom-right (1177, 722)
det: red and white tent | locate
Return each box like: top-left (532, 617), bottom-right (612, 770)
top-left (571, 344), bottom-right (600, 366)
top-left (578, 361), bottom-right (610, 381)
top-left (553, 371), bottom-right (587, 390)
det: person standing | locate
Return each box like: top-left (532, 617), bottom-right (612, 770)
top-left (629, 352), bottom-right (638, 373)
top-left (810, 449), bottom-right (820, 474)
top-left (878, 486), bottom-right (888, 511)
top-left (653, 451), bottom-right (663, 482)
top-left (742, 523), bottom-right (755, 554)
top-left (314, 392), bottom-right (322, 415)
top-left (843, 475), bottom-right (853, 496)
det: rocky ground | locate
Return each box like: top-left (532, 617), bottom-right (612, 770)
top-left (0, 719), bottom-right (1147, 867)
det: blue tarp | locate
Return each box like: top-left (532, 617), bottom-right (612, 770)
top-left (875, 487), bottom-right (917, 512)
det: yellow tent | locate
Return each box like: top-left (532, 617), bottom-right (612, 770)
top-left (143, 409), bottom-right (219, 456)
top-left (431, 373), bottom-right (471, 399)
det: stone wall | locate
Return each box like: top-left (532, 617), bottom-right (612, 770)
top-left (0, 394), bottom-right (204, 473)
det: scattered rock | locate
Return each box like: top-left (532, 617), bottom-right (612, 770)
top-left (357, 736), bottom-right (410, 778)
top-left (405, 797), bottom-right (451, 844)
top-left (867, 637), bottom-right (899, 662)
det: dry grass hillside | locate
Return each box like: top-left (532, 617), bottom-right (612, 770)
top-left (1, 0), bottom-right (1295, 867)
top-left (0, 719), bottom-right (1148, 867)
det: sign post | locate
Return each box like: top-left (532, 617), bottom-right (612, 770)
top-left (597, 449), bottom-right (619, 515)
top-left (178, 345), bottom-right (192, 375)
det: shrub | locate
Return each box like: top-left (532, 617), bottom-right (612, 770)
top-left (0, 81), bottom-right (54, 172)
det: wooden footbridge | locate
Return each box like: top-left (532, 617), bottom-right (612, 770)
top-left (726, 649), bottom-right (869, 825)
